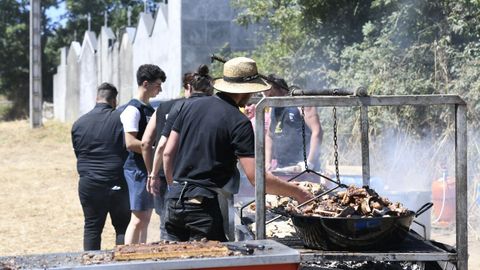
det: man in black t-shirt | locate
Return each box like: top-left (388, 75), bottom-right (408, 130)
top-left (141, 65), bottom-right (213, 239)
top-left (163, 57), bottom-right (313, 241)
top-left (71, 83), bottom-right (130, 250)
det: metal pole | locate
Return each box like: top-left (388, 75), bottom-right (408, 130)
top-left (29, 0), bottom-right (42, 128)
top-left (360, 105), bottom-right (370, 186)
top-left (455, 104), bottom-right (468, 270)
top-left (255, 98), bottom-right (267, 239)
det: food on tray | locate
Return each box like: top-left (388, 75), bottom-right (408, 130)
top-left (283, 185), bottom-right (409, 218)
top-left (248, 181), bottom-right (326, 211)
top-left (255, 219), bottom-right (297, 238)
top-left (247, 181), bottom-right (325, 238)
top-left (114, 239), bottom-right (230, 261)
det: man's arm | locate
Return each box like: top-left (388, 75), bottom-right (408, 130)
top-left (303, 107), bottom-right (323, 168)
top-left (71, 126), bottom-right (79, 158)
top-left (163, 130), bottom-right (179, 185)
top-left (265, 110), bottom-right (275, 171)
top-left (151, 135), bottom-right (167, 177)
top-left (120, 105), bottom-right (142, 153)
top-left (141, 111), bottom-right (157, 174)
top-left (265, 131), bottom-right (273, 171)
top-left (148, 135), bottom-right (168, 195)
top-left (124, 132), bottom-right (142, 153)
top-left (238, 156), bottom-right (313, 203)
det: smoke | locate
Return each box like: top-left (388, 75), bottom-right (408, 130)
top-left (370, 129), bottom-right (455, 192)
top-left (317, 105), bottom-right (456, 193)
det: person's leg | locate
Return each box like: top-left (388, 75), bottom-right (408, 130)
top-left (124, 209), bottom-right (152, 244)
top-left (124, 168), bottom-right (154, 244)
top-left (109, 185), bottom-right (131, 245)
top-left (184, 197), bottom-right (227, 242)
top-left (155, 177), bottom-right (168, 239)
top-left (163, 199), bottom-right (189, 241)
top-left (78, 178), bottom-right (108, 250)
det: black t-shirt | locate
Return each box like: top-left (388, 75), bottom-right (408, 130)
top-left (71, 103), bottom-right (127, 185)
top-left (167, 92), bottom-right (254, 199)
top-left (152, 98), bottom-right (184, 178)
top-left (154, 98), bottom-right (184, 145)
top-left (161, 92), bottom-right (208, 137)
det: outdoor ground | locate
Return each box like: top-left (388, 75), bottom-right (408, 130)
top-left (0, 120), bottom-right (160, 256)
top-left (0, 120), bottom-right (478, 269)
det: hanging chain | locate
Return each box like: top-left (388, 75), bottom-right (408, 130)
top-left (332, 90), bottom-right (340, 183)
top-left (301, 106), bottom-right (309, 171)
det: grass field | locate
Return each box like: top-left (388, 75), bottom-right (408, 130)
top-left (0, 120), bottom-right (159, 256)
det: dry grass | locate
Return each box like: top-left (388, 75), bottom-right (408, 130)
top-left (0, 120), bottom-right (159, 256)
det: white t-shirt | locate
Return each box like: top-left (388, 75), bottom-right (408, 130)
top-left (120, 105), bottom-right (141, 132)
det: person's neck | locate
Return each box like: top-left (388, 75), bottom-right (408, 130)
top-left (96, 100), bottom-right (113, 107)
top-left (136, 87), bottom-right (150, 104)
top-left (222, 92), bottom-right (242, 106)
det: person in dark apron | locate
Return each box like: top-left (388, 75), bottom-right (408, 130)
top-left (141, 65), bottom-right (213, 239)
top-left (162, 57), bottom-right (313, 241)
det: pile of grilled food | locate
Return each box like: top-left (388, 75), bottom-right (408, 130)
top-left (283, 185), bottom-right (409, 218)
top-left (247, 181), bottom-right (325, 238)
top-left (113, 239), bottom-right (231, 261)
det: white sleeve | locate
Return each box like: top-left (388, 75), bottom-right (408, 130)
top-left (120, 105), bottom-right (141, 132)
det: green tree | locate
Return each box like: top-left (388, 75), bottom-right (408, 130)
top-left (234, 0), bottom-right (480, 131)
top-left (234, 0), bottom-right (480, 172)
top-left (0, 0), bottom-right (56, 119)
top-left (0, 0), bottom-right (151, 119)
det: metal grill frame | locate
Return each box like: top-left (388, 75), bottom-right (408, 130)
top-left (254, 94), bottom-right (468, 269)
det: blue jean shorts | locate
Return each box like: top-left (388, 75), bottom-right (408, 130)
top-left (124, 168), bottom-right (154, 211)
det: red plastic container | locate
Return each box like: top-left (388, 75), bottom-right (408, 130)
top-left (431, 176), bottom-right (456, 224)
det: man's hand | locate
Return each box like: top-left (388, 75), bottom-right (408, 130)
top-left (293, 185), bottom-right (314, 204)
top-left (296, 160), bottom-right (315, 171)
top-left (147, 175), bottom-right (161, 196)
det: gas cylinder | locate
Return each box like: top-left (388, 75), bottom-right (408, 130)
top-left (431, 171), bottom-right (456, 224)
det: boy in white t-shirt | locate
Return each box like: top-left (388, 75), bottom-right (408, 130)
top-left (119, 64), bottom-right (166, 244)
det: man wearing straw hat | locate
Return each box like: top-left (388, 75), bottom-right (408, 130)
top-left (163, 57), bottom-right (313, 241)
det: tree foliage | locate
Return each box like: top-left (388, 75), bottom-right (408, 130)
top-left (0, 0), bottom-right (57, 119)
top-left (233, 0), bottom-right (480, 173)
top-left (0, 0), bottom-right (151, 119)
top-left (234, 0), bottom-right (480, 131)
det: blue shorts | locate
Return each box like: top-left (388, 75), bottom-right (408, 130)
top-left (124, 168), bottom-right (154, 211)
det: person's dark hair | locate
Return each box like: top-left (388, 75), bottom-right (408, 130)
top-left (191, 64), bottom-right (213, 94)
top-left (136, 64), bottom-right (167, 86)
top-left (97, 82), bottom-right (118, 103)
top-left (267, 74), bottom-right (289, 92)
top-left (183, 72), bottom-right (195, 89)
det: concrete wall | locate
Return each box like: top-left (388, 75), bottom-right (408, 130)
top-left (118, 28), bottom-right (135, 105)
top-left (98, 27), bottom-right (116, 85)
top-left (53, 48), bottom-right (67, 122)
top-left (131, 12), bottom-right (154, 102)
top-left (78, 31), bottom-right (98, 115)
top-left (111, 39), bottom-right (120, 96)
top-left (53, 0), bottom-right (259, 122)
top-left (65, 42), bottom-right (81, 122)
top-left (149, 1), bottom-right (182, 100)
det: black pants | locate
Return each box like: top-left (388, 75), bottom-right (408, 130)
top-left (164, 197), bottom-right (227, 242)
top-left (78, 178), bottom-right (131, 250)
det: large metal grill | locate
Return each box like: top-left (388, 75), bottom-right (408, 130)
top-left (252, 94), bottom-right (468, 269)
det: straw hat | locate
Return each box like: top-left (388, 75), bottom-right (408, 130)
top-left (213, 57), bottom-right (271, 93)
